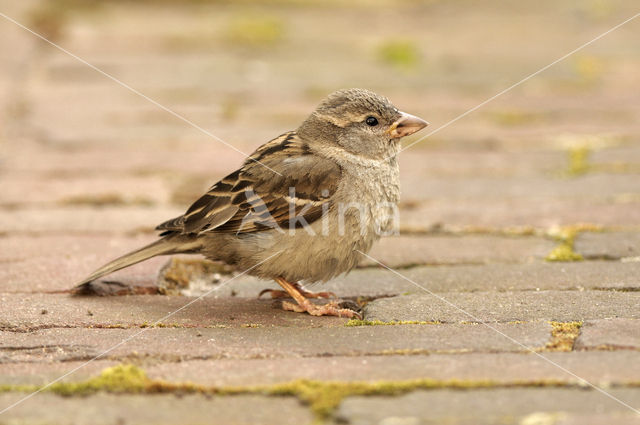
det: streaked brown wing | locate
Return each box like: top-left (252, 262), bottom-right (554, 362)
top-left (155, 169), bottom-right (241, 234)
top-left (156, 131), bottom-right (341, 235)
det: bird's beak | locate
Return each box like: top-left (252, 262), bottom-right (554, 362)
top-left (387, 112), bottom-right (429, 139)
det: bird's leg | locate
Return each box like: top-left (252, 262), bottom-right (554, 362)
top-left (270, 277), bottom-right (361, 319)
top-left (259, 281), bottom-right (336, 300)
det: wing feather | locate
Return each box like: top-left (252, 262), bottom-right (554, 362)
top-left (155, 131), bottom-right (341, 236)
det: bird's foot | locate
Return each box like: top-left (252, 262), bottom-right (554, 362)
top-left (282, 299), bottom-right (362, 319)
top-left (259, 282), bottom-right (336, 300)
top-left (269, 277), bottom-right (360, 318)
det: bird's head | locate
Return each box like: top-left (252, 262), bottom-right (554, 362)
top-left (298, 88), bottom-right (428, 159)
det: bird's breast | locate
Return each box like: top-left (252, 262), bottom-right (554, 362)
top-left (336, 159), bottom-right (401, 237)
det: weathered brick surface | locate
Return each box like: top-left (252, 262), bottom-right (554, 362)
top-left (0, 361), bottom-right (118, 386)
top-left (402, 174), bottom-right (640, 202)
top-left (591, 146), bottom-right (640, 166)
top-left (576, 319), bottom-right (640, 350)
top-left (0, 206), bottom-right (183, 234)
top-left (575, 232), bottom-right (640, 260)
top-left (2, 351), bottom-right (639, 388)
top-left (1, 175), bottom-right (171, 207)
top-left (400, 200), bottom-right (640, 230)
top-left (4, 241), bottom-right (640, 294)
top-left (0, 234), bottom-right (560, 293)
top-left (0, 295), bottom-right (347, 330)
top-left (364, 291), bottom-right (640, 322)
top-left (399, 149), bottom-right (567, 178)
top-left (4, 291), bottom-right (635, 334)
top-left (0, 323), bottom-right (551, 363)
top-left (5, 139), bottom-right (244, 177)
top-left (364, 234), bottom-right (555, 267)
top-left (0, 394), bottom-right (312, 425)
top-left (1, 234), bottom-right (165, 292)
top-left (142, 351), bottom-right (640, 387)
top-left (333, 388), bottom-right (640, 425)
top-left (191, 261), bottom-right (640, 298)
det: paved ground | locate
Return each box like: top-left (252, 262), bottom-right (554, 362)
top-left (1, 1), bottom-right (640, 424)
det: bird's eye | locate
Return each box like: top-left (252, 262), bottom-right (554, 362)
top-left (365, 116), bottom-right (378, 126)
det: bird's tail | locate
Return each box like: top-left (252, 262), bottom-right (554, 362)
top-left (74, 236), bottom-right (202, 289)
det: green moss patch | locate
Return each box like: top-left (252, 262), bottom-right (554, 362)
top-left (49, 364), bottom-right (149, 396)
top-left (4, 363), bottom-right (638, 421)
top-left (345, 319), bottom-right (440, 327)
top-left (545, 321), bottom-right (583, 352)
top-left (376, 39), bottom-right (420, 70)
top-left (546, 244), bottom-right (584, 262)
top-left (266, 379), bottom-right (501, 418)
top-left (545, 225), bottom-right (602, 262)
top-left (567, 145), bottom-right (591, 176)
top-left (572, 55), bottom-right (605, 86)
top-left (226, 15), bottom-right (285, 48)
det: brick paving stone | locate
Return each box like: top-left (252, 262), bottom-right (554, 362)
top-left (0, 323), bottom-right (551, 363)
top-left (0, 234), bottom-right (169, 292)
top-left (3, 253), bottom-right (165, 293)
top-left (592, 146), bottom-right (640, 167)
top-left (347, 261), bottom-right (639, 293)
top-left (141, 351), bottom-right (640, 387)
top-left (400, 199), bottom-right (640, 230)
top-left (3, 287), bottom-right (637, 333)
top-left (4, 232), bottom-right (638, 293)
top-left (19, 53), bottom-right (285, 151)
top-left (333, 388), bottom-right (640, 425)
top-left (1, 351), bottom-right (639, 389)
top-left (25, 85), bottom-right (223, 149)
top-left (361, 235), bottom-right (556, 267)
top-left (1, 175), bottom-right (171, 207)
top-left (13, 232), bottom-right (554, 293)
top-left (10, 1), bottom-right (640, 155)
top-left (1, 235), bottom-right (158, 266)
top-left (0, 361), bottom-right (117, 386)
top-left (575, 319), bottom-right (640, 350)
top-left (363, 291), bottom-right (640, 323)
top-left (0, 295), bottom-right (347, 331)
top-left (400, 174), bottom-right (640, 202)
top-left (176, 261), bottom-right (640, 298)
top-left (575, 232), bottom-right (640, 260)
top-left (5, 139), bottom-right (249, 180)
top-left (0, 393), bottom-right (312, 425)
top-left (0, 1), bottom-right (37, 117)
top-left (398, 149), bottom-right (566, 178)
top-left (0, 206), bottom-right (183, 234)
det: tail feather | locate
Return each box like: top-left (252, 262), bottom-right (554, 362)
top-left (74, 237), bottom-right (202, 288)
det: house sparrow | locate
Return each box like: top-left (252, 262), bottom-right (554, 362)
top-left (74, 88), bottom-right (428, 318)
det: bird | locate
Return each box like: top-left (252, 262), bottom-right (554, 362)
top-left (74, 88), bottom-right (428, 318)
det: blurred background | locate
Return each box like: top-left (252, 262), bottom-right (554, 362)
top-left (1, 0), bottom-right (639, 282)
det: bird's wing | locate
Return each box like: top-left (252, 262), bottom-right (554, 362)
top-left (155, 131), bottom-right (342, 235)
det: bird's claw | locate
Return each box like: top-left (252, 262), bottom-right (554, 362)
top-left (282, 300), bottom-right (362, 319)
top-left (258, 284), bottom-right (336, 300)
